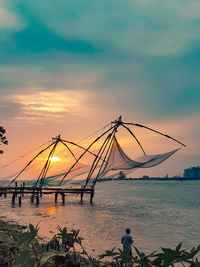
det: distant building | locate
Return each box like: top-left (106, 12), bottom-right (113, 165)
top-left (142, 175), bottom-right (149, 179)
top-left (118, 171), bottom-right (126, 179)
top-left (183, 166), bottom-right (200, 178)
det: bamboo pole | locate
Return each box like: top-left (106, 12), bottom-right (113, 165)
top-left (61, 139), bottom-right (108, 163)
top-left (8, 141), bottom-right (56, 186)
top-left (122, 124), bottom-right (146, 155)
top-left (59, 125), bottom-right (116, 186)
top-left (84, 132), bottom-right (114, 188)
top-left (60, 140), bottom-right (77, 161)
top-left (35, 139), bottom-right (59, 187)
top-left (123, 122), bottom-right (186, 147)
top-left (91, 131), bottom-right (117, 189)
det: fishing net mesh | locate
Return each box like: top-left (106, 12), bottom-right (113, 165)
top-left (0, 132), bottom-right (180, 188)
top-left (96, 136), bottom-right (179, 179)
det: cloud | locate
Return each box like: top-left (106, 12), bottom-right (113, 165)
top-left (0, 49), bottom-right (200, 124)
top-left (0, 0), bottom-right (199, 178)
top-left (0, 0), bottom-right (23, 29)
top-left (17, 0), bottom-right (200, 56)
top-left (1, 89), bottom-right (89, 124)
top-left (180, 2), bottom-right (200, 19)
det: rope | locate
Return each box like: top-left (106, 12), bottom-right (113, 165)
top-left (76, 122), bottom-right (111, 145)
top-left (0, 140), bottom-right (52, 170)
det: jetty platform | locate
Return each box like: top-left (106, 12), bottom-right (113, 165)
top-left (0, 183), bottom-right (94, 206)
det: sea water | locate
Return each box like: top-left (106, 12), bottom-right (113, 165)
top-left (0, 180), bottom-right (199, 255)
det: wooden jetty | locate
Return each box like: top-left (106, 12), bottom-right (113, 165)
top-left (0, 183), bottom-right (94, 206)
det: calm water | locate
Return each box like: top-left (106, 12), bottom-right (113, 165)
top-left (0, 180), bottom-right (199, 255)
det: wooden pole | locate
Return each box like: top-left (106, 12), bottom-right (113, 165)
top-left (22, 182), bottom-right (25, 196)
top-left (123, 122), bottom-right (186, 147)
top-left (36, 140), bottom-right (59, 187)
top-left (91, 131), bottom-right (116, 189)
top-left (55, 192), bottom-right (58, 203)
top-left (9, 141), bottom-right (56, 187)
top-left (12, 193), bottom-right (16, 205)
top-left (62, 193), bottom-right (65, 204)
top-left (84, 132), bottom-right (114, 189)
top-left (59, 125), bottom-right (116, 186)
top-left (121, 124), bottom-right (146, 155)
top-left (36, 195), bottom-right (40, 205)
top-left (80, 192), bottom-right (84, 203)
top-left (90, 190), bottom-right (94, 204)
top-left (18, 196), bottom-right (21, 206)
top-left (31, 194), bottom-right (34, 203)
top-left (20, 184), bottom-right (22, 196)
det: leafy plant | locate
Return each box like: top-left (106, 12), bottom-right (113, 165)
top-left (16, 223), bottom-right (40, 266)
top-left (0, 126), bottom-right (8, 154)
top-left (1, 221), bottom-right (200, 267)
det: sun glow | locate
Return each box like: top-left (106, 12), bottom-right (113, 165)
top-left (50, 156), bottom-right (60, 162)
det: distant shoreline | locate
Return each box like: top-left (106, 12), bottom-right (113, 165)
top-left (97, 177), bottom-right (200, 182)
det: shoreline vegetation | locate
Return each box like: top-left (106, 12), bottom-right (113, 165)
top-left (0, 220), bottom-right (200, 267)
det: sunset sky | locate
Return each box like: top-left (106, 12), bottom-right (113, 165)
top-left (0, 0), bottom-right (199, 177)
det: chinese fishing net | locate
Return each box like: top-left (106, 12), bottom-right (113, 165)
top-left (93, 136), bottom-right (179, 180)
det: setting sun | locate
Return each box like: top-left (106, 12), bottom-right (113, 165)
top-left (49, 156), bottom-right (60, 162)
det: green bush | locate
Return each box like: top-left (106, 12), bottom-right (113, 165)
top-left (1, 222), bottom-right (200, 267)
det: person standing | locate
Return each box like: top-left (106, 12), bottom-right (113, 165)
top-left (121, 228), bottom-right (133, 255)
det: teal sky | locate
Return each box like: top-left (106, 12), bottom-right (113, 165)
top-left (0, 0), bottom-right (199, 176)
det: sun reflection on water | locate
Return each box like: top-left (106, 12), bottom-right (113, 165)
top-left (40, 203), bottom-right (60, 216)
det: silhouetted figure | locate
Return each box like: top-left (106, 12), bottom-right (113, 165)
top-left (121, 228), bottom-right (133, 255)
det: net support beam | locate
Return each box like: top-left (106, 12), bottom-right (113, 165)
top-left (121, 124), bottom-right (146, 155)
top-left (91, 129), bottom-right (118, 189)
top-left (58, 124), bottom-right (116, 186)
top-left (8, 141), bottom-right (57, 187)
top-left (83, 128), bottom-right (116, 189)
top-left (124, 122), bottom-right (186, 147)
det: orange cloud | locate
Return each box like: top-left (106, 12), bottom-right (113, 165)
top-left (5, 89), bottom-right (88, 123)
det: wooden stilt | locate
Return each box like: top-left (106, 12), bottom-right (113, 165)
top-left (80, 192), bottom-right (84, 203)
top-left (22, 182), bottom-right (25, 196)
top-left (90, 190), bottom-right (94, 204)
top-left (15, 181), bottom-right (18, 189)
top-left (62, 193), bottom-right (65, 204)
top-left (12, 193), bottom-right (16, 205)
top-left (55, 192), bottom-right (58, 203)
top-left (20, 184), bottom-right (22, 195)
top-left (18, 196), bottom-right (21, 206)
top-left (20, 184), bottom-right (24, 197)
top-left (31, 194), bottom-right (34, 203)
top-left (36, 195), bottom-right (39, 205)
top-left (40, 189), bottom-right (42, 197)
top-left (4, 193), bottom-right (7, 198)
